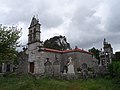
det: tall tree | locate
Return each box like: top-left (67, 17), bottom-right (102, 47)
top-left (0, 25), bottom-right (21, 62)
top-left (43, 35), bottom-right (71, 50)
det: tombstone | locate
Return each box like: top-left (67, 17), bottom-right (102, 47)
top-left (44, 58), bottom-right (52, 75)
top-left (67, 57), bottom-right (75, 74)
top-left (53, 60), bottom-right (60, 75)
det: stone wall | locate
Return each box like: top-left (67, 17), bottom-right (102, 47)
top-left (62, 52), bottom-right (93, 74)
top-left (34, 51), bottom-right (62, 75)
top-left (34, 51), bottom-right (94, 76)
top-left (17, 51), bottom-right (28, 74)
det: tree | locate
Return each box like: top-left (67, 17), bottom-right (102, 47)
top-left (43, 35), bottom-right (71, 50)
top-left (89, 47), bottom-right (100, 63)
top-left (0, 25), bottom-right (21, 62)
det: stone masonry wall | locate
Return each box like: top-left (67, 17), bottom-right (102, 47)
top-left (35, 51), bottom-right (62, 75)
top-left (33, 50), bottom-right (93, 75)
top-left (63, 52), bottom-right (93, 73)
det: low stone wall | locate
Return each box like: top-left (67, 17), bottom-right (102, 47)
top-left (34, 72), bottom-right (92, 80)
top-left (32, 66), bottom-right (110, 80)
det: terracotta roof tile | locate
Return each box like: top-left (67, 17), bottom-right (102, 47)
top-left (41, 48), bottom-right (92, 55)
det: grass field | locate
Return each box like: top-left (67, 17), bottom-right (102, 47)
top-left (0, 73), bottom-right (120, 90)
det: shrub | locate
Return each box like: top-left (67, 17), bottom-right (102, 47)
top-left (108, 61), bottom-right (120, 78)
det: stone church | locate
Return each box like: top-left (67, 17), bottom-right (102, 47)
top-left (27, 17), bottom-right (97, 76)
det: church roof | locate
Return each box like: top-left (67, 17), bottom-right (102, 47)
top-left (40, 48), bottom-right (92, 55)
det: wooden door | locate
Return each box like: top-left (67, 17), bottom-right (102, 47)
top-left (30, 62), bottom-right (34, 73)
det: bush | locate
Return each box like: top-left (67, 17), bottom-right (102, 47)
top-left (108, 61), bottom-right (120, 78)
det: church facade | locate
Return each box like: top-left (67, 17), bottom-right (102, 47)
top-left (27, 17), bottom-right (97, 76)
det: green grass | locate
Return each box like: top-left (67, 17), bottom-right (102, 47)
top-left (0, 73), bottom-right (119, 90)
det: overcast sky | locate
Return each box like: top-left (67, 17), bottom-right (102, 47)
top-left (0, 0), bottom-right (120, 52)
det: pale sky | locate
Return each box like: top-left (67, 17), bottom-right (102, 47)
top-left (0, 0), bottom-right (120, 52)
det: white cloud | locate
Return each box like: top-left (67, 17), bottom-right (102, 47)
top-left (0, 0), bottom-right (120, 52)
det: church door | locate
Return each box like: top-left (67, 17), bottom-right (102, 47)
top-left (30, 62), bottom-right (34, 73)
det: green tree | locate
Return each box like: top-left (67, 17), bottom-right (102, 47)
top-left (0, 25), bottom-right (21, 62)
top-left (43, 35), bottom-right (71, 50)
top-left (89, 47), bottom-right (100, 63)
top-left (108, 61), bottom-right (120, 78)
top-left (88, 47), bottom-right (100, 60)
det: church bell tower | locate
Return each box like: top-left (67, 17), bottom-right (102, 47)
top-left (28, 16), bottom-right (41, 44)
top-left (28, 16), bottom-right (42, 73)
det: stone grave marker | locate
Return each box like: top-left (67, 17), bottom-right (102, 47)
top-left (67, 57), bottom-right (75, 74)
